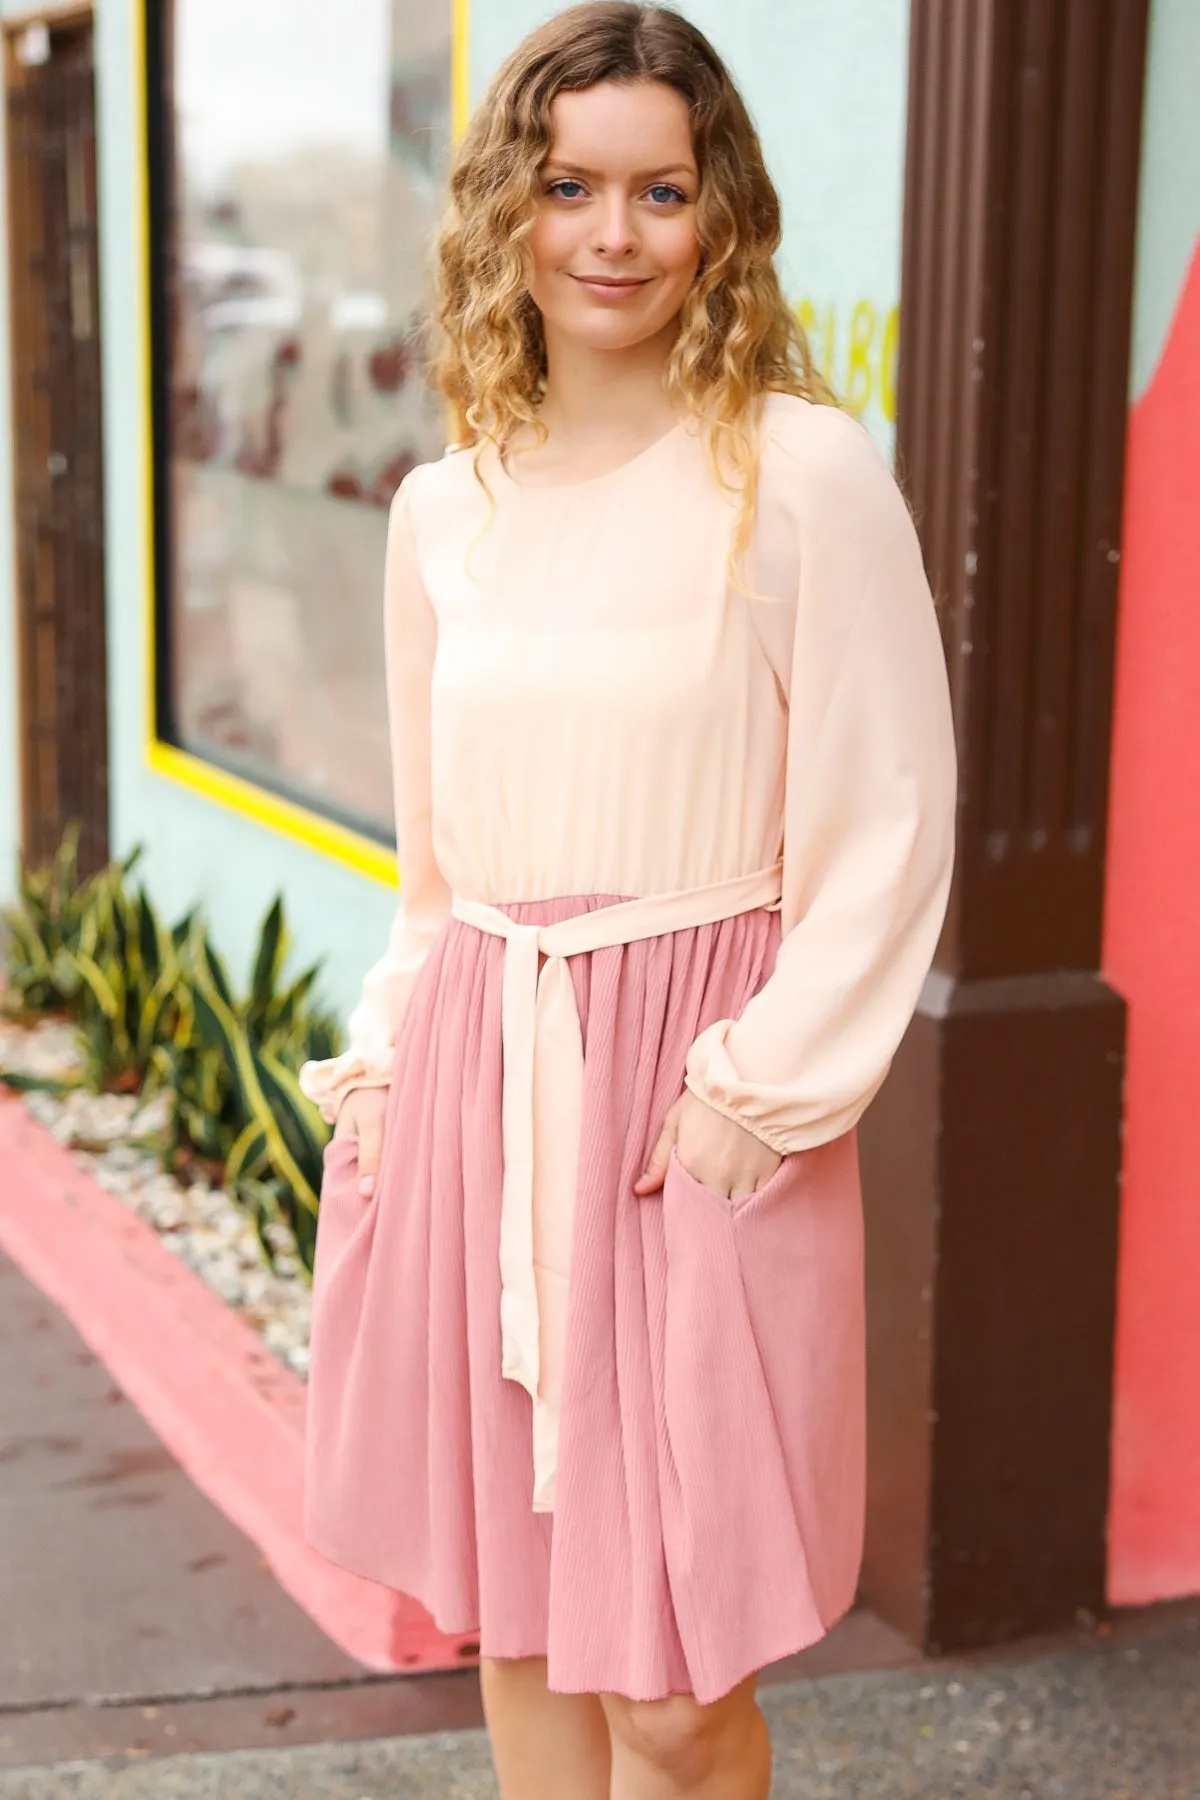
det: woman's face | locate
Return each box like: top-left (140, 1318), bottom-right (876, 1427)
top-left (527, 80), bottom-right (702, 353)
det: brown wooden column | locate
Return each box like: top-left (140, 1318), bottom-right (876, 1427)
top-left (859, 0), bottom-right (1150, 1651)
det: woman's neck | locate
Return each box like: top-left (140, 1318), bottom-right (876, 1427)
top-left (535, 321), bottom-right (682, 452)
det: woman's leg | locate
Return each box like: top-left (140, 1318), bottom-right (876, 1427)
top-left (601, 1675), bottom-right (771, 1800)
top-left (480, 1656), bottom-right (611, 1800)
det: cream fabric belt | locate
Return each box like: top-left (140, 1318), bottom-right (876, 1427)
top-left (450, 863), bottom-right (784, 1511)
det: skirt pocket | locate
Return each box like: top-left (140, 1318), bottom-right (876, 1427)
top-left (658, 1139), bottom-right (866, 1692)
top-left (311, 1134), bottom-right (372, 1299)
top-left (304, 1133), bottom-right (380, 1552)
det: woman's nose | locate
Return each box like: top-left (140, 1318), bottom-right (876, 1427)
top-left (593, 191), bottom-right (638, 259)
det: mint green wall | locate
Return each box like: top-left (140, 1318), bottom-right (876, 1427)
top-left (1, 0), bottom-right (909, 1020)
top-left (1130, 0), bottom-right (1200, 397)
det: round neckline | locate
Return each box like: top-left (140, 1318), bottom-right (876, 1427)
top-left (494, 416), bottom-right (690, 494)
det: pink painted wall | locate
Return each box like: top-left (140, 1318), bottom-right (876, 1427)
top-left (1104, 237), bottom-right (1200, 1603)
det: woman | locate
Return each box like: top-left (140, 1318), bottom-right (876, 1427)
top-left (298, 5), bottom-right (957, 1796)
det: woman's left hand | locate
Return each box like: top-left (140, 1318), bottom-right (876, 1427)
top-left (634, 1089), bottom-right (782, 1204)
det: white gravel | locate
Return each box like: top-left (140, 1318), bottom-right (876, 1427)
top-left (0, 1003), bottom-right (313, 1380)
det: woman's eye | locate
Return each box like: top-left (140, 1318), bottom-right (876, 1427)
top-left (548, 179), bottom-right (586, 199)
top-left (647, 184), bottom-right (686, 205)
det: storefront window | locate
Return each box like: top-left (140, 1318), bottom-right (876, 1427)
top-left (157, 0), bottom-right (452, 837)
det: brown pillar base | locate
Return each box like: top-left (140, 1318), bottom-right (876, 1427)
top-left (858, 971), bottom-right (1125, 1653)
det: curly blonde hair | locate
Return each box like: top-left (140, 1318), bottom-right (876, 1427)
top-left (429, 0), bottom-right (836, 562)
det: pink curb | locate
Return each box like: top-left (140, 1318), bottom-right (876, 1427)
top-left (0, 1094), bottom-right (478, 1675)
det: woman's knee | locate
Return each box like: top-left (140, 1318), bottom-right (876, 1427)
top-left (481, 1654), bottom-right (548, 1686)
top-left (605, 1683), bottom-right (758, 1785)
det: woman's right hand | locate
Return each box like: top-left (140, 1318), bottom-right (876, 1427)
top-left (332, 1086), bottom-right (389, 1199)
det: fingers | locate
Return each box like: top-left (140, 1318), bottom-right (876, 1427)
top-left (633, 1103), bottom-right (681, 1196)
top-left (329, 1087), bottom-right (389, 1199)
top-left (355, 1109), bottom-right (384, 1198)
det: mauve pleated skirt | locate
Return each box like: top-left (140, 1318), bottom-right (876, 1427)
top-left (304, 894), bottom-right (866, 1705)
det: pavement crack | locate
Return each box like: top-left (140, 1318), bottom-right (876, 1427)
top-left (0, 1671), bottom-right (455, 1719)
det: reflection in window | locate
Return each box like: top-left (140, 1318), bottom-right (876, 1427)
top-left (164, 0), bottom-right (451, 837)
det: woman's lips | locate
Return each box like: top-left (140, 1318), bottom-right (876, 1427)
top-left (570, 275), bottom-right (653, 302)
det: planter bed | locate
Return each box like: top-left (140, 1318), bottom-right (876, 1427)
top-left (0, 1009), bottom-right (312, 1379)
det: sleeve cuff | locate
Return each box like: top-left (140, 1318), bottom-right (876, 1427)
top-left (298, 1049), bottom-right (393, 1125)
top-left (683, 1073), bottom-right (796, 1155)
top-left (683, 1016), bottom-right (875, 1157)
top-left (682, 1019), bottom-right (797, 1155)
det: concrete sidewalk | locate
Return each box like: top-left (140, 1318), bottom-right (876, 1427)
top-left (1, 1605), bottom-right (1196, 1797)
top-left (0, 1243), bottom-right (361, 1710)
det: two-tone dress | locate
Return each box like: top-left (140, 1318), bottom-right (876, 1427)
top-left (298, 390), bottom-right (957, 1705)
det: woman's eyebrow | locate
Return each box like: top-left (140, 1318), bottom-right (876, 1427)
top-left (544, 160), bottom-right (696, 182)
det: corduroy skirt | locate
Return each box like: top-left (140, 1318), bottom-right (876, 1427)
top-left (304, 893), bottom-right (866, 1705)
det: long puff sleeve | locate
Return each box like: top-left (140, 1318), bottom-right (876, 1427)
top-left (299, 471), bottom-right (451, 1124)
top-left (683, 403), bottom-right (957, 1154)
